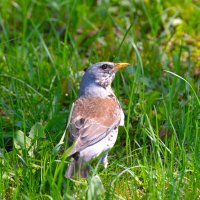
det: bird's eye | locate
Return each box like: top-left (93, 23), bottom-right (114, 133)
top-left (101, 64), bottom-right (108, 70)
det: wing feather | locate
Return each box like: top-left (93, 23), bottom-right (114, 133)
top-left (68, 97), bottom-right (121, 156)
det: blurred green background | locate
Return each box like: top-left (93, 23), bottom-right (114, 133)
top-left (0, 0), bottom-right (199, 199)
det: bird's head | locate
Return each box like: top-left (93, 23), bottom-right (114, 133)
top-left (79, 62), bottom-right (129, 97)
top-left (83, 62), bottom-right (129, 88)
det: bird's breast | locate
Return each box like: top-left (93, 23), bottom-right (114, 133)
top-left (72, 97), bottom-right (121, 127)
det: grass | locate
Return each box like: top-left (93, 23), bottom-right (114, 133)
top-left (0, 0), bottom-right (200, 199)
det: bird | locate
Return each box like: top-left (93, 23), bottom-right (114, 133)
top-left (65, 61), bottom-right (129, 178)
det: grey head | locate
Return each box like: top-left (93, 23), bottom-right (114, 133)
top-left (79, 62), bottom-right (129, 97)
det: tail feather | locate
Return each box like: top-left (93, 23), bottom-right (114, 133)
top-left (65, 158), bottom-right (90, 178)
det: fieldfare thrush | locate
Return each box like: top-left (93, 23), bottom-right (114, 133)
top-left (65, 62), bottom-right (129, 178)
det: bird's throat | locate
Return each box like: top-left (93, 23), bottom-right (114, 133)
top-left (79, 82), bottom-right (114, 98)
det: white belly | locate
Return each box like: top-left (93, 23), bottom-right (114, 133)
top-left (80, 128), bottom-right (118, 162)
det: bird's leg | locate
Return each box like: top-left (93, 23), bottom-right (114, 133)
top-left (101, 152), bottom-right (108, 168)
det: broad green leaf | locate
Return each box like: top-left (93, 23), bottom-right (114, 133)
top-left (14, 130), bottom-right (31, 151)
top-left (29, 122), bottom-right (45, 139)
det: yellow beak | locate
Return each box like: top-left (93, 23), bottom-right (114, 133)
top-left (113, 63), bottom-right (130, 71)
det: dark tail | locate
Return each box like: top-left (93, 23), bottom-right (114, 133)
top-left (65, 158), bottom-right (90, 178)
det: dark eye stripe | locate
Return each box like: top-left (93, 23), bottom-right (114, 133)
top-left (101, 64), bottom-right (108, 70)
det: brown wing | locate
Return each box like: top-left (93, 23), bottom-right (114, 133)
top-left (68, 97), bottom-right (121, 156)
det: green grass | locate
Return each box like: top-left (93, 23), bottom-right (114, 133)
top-left (0, 0), bottom-right (200, 199)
